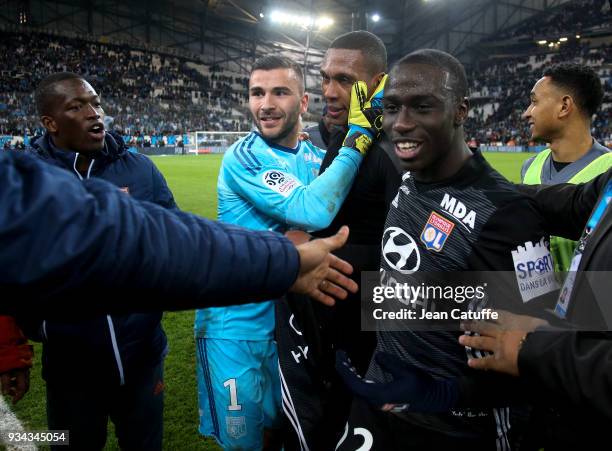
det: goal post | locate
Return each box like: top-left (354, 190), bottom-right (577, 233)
top-left (185, 131), bottom-right (250, 155)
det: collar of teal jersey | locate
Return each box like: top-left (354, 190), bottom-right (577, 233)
top-left (253, 131), bottom-right (301, 154)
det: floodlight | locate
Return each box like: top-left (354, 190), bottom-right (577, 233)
top-left (270, 10), bottom-right (334, 29)
top-left (537, 40), bottom-right (547, 45)
top-left (372, 14), bottom-right (380, 22)
top-left (559, 37), bottom-right (568, 42)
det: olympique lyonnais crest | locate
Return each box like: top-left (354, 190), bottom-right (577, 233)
top-left (226, 416), bottom-right (247, 440)
top-left (421, 211), bottom-right (455, 252)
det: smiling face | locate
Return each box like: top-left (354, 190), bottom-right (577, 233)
top-left (320, 48), bottom-right (383, 126)
top-left (382, 62), bottom-right (468, 181)
top-left (249, 68), bottom-right (308, 148)
top-left (41, 79), bottom-right (106, 153)
top-left (521, 76), bottom-right (562, 142)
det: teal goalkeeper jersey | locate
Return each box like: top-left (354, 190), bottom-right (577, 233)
top-left (194, 131), bottom-right (363, 340)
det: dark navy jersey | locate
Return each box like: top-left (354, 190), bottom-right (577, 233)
top-left (370, 151), bottom-right (559, 443)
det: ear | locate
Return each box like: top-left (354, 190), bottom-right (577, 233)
top-left (454, 97), bottom-right (469, 127)
top-left (371, 72), bottom-right (386, 89)
top-left (558, 95), bottom-right (573, 119)
top-left (300, 93), bottom-right (309, 115)
top-left (41, 115), bottom-right (58, 133)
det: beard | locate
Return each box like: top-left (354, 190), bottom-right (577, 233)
top-left (255, 107), bottom-right (301, 145)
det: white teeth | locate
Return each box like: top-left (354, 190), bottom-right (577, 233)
top-left (396, 142), bottom-right (418, 150)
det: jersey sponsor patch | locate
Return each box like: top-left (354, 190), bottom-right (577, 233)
top-left (382, 227), bottom-right (421, 274)
top-left (421, 211), bottom-right (455, 252)
top-left (511, 237), bottom-right (559, 303)
top-left (262, 170), bottom-right (299, 197)
top-left (440, 193), bottom-right (476, 231)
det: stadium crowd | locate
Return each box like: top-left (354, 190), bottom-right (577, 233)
top-left (0, 29), bottom-right (250, 139)
top-left (2, 15), bottom-right (612, 151)
top-left (499, 0), bottom-right (611, 39)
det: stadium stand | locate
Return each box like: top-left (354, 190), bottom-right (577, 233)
top-left (498, 0), bottom-right (611, 39)
top-left (0, 0), bottom-right (610, 151)
top-left (0, 28), bottom-right (251, 148)
top-left (463, 0), bottom-right (611, 149)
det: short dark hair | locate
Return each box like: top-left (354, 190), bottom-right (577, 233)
top-left (35, 72), bottom-right (84, 116)
top-left (394, 49), bottom-right (468, 103)
top-left (543, 63), bottom-right (603, 117)
top-left (328, 30), bottom-right (387, 74)
top-left (250, 55), bottom-right (305, 93)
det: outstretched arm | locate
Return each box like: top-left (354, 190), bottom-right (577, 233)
top-left (0, 152), bottom-right (355, 316)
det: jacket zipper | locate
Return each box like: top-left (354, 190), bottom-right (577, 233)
top-left (72, 153), bottom-right (95, 180)
top-left (73, 154), bottom-right (125, 385)
top-left (106, 315), bottom-right (126, 386)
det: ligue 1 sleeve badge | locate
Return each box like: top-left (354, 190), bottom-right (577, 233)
top-left (421, 211), bottom-right (455, 252)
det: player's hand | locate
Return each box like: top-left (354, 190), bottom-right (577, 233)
top-left (343, 74), bottom-right (388, 155)
top-left (290, 226), bottom-right (358, 306)
top-left (458, 310), bottom-right (548, 377)
top-left (0, 368), bottom-right (30, 404)
top-left (336, 350), bottom-right (459, 412)
top-left (285, 230), bottom-right (312, 246)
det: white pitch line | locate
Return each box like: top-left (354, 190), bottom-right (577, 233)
top-left (0, 395), bottom-right (37, 451)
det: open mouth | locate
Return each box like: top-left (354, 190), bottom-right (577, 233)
top-left (394, 140), bottom-right (423, 159)
top-left (88, 123), bottom-right (105, 140)
top-left (326, 106), bottom-right (345, 119)
top-left (260, 116), bottom-right (282, 127)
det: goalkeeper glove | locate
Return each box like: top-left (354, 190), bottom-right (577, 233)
top-left (342, 74), bottom-right (388, 155)
top-left (336, 350), bottom-right (459, 412)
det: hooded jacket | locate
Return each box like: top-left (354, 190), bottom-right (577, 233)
top-left (25, 131), bottom-right (176, 386)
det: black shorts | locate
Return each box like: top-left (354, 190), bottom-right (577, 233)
top-left (336, 398), bottom-right (510, 451)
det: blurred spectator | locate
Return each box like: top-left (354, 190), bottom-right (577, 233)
top-left (0, 29), bottom-right (251, 141)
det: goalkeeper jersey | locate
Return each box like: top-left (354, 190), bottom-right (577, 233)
top-left (195, 131), bottom-right (363, 341)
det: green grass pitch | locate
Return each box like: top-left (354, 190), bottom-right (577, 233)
top-left (9, 151), bottom-right (533, 450)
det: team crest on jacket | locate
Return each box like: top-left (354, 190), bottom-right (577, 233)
top-left (421, 211), bottom-right (455, 252)
top-left (226, 416), bottom-right (247, 440)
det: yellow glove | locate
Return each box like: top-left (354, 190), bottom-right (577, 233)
top-left (343, 74), bottom-right (388, 155)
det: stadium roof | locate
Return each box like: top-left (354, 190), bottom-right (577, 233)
top-left (3, 0), bottom-right (573, 78)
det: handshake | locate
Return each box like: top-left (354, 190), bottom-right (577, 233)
top-left (288, 226), bottom-right (358, 306)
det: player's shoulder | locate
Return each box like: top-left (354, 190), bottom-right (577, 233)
top-left (472, 156), bottom-right (537, 209)
top-left (520, 155), bottom-right (537, 179)
top-left (299, 139), bottom-right (326, 159)
top-left (223, 132), bottom-right (274, 173)
top-left (122, 150), bottom-right (153, 166)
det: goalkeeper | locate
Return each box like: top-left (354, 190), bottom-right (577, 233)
top-left (194, 55), bottom-right (386, 450)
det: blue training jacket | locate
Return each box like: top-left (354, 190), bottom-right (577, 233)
top-left (24, 131), bottom-right (178, 385)
top-left (1, 149), bottom-right (299, 331)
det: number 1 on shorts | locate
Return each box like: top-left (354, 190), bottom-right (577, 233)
top-left (223, 378), bottom-right (242, 411)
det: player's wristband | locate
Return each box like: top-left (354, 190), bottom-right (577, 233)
top-left (343, 127), bottom-right (373, 155)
